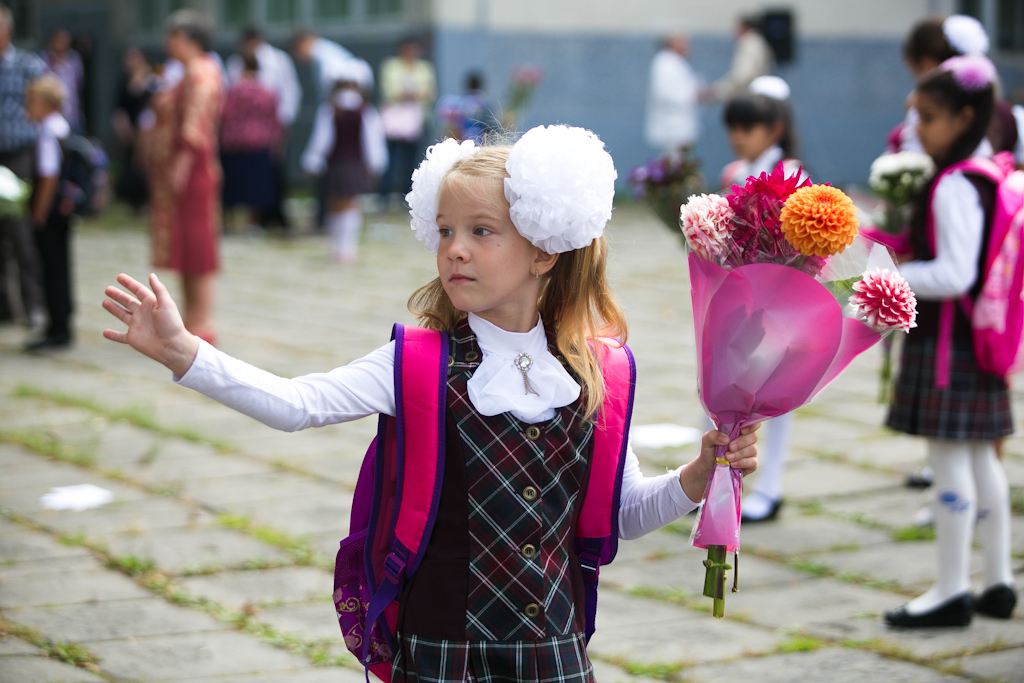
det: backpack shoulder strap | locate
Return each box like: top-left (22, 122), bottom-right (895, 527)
top-left (362, 324), bottom-right (447, 667)
top-left (928, 159), bottom-right (1009, 390)
top-left (576, 339), bottom-right (636, 557)
top-left (391, 324), bottom-right (448, 572)
top-left (575, 338), bottom-right (636, 644)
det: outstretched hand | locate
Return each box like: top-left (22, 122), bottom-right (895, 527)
top-left (680, 423), bottom-right (761, 504)
top-left (102, 273), bottom-right (198, 376)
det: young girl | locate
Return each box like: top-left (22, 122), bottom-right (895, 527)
top-left (301, 63), bottom-right (387, 264)
top-left (719, 75), bottom-right (800, 191)
top-left (719, 75), bottom-right (798, 523)
top-left (102, 125), bottom-right (760, 681)
top-left (885, 57), bottom-right (1016, 627)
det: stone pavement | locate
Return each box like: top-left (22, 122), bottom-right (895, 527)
top-left (0, 205), bottom-right (1021, 683)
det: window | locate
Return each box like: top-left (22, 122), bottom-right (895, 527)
top-left (315, 0), bottom-right (351, 20)
top-left (367, 0), bottom-right (403, 16)
top-left (266, 0), bottom-right (298, 23)
top-left (137, 0), bottom-right (162, 32)
top-left (958, 0), bottom-right (983, 19)
top-left (8, 0), bottom-right (32, 40)
top-left (223, 0), bottom-right (251, 26)
top-left (997, 0), bottom-right (1024, 51)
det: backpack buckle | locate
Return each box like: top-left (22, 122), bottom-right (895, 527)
top-left (383, 552), bottom-right (407, 583)
top-left (579, 552), bottom-right (601, 577)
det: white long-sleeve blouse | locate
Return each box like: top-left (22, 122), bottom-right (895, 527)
top-left (899, 169), bottom-right (985, 301)
top-left (175, 327), bottom-right (699, 541)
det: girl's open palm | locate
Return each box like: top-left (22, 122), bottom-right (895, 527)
top-left (103, 273), bottom-right (198, 376)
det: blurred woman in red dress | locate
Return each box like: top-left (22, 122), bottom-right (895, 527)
top-left (147, 10), bottom-right (223, 344)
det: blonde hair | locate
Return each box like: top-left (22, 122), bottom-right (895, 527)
top-left (28, 74), bottom-right (66, 110)
top-left (408, 146), bottom-right (628, 421)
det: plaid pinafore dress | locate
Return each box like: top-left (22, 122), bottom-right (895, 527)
top-left (392, 318), bottom-right (597, 683)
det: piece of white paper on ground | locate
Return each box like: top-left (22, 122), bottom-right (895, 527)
top-left (630, 423), bottom-right (703, 449)
top-left (40, 484), bottom-right (115, 511)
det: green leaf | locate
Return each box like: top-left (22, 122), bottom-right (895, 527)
top-left (823, 276), bottom-right (863, 301)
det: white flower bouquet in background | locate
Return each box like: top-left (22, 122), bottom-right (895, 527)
top-left (868, 151), bottom-right (935, 234)
top-left (0, 166), bottom-right (29, 219)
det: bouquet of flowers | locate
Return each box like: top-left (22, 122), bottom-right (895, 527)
top-left (0, 165), bottom-right (29, 219)
top-left (868, 151), bottom-right (934, 234)
top-left (503, 65), bottom-right (544, 129)
top-left (681, 163), bottom-right (917, 617)
top-left (628, 148), bottom-right (705, 238)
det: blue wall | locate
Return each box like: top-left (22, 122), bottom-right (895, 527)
top-left (434, 28), bottom-right (1023, 189)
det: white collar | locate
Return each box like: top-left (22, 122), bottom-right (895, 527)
top-left (749, 145), bottom-right (784, 177)
top-left (465, 313), bottom-right (582, 424)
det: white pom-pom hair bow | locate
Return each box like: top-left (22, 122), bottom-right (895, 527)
top-left (405, 125), bottom-right (617, 256)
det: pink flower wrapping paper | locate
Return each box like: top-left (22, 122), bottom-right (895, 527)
top-left (678, 163), bottom-right (918, 616)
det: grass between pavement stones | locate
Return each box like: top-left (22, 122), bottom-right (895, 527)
top-left (0, 615), bottom-right (106, 676)
top-left (0, 507), bottom-right (358, 671)
top-left (10, 383), bottom-right (349, 485)
top-left (13, 383), bottom-right (233, 452)
top-left (0, 419), bottom-right (333, 571)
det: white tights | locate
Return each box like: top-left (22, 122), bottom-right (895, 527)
top-left (329, 208), bottom-right (362, 262)
top-left (906, 439), bottom-right (1014, 614)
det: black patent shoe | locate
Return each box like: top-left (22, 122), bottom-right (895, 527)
top-left (885, 593), bottom-right (972, 628)
top-left (741, 494), bottom-right (783, 523)
top-left (25, 334), bottom-right (72, 352)
top-left (974, 584), bottom-right (1017, 619)
top-left (905, 469), bottom-right (933, 488)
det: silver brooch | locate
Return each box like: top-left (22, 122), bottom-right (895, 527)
top-left (514, 353), bottom-right (540, 396)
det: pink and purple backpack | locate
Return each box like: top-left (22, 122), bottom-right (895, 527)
top-left (927, 151), bottom-right (1024, 387)
top-left (332, 324), bottom-right (636, 682)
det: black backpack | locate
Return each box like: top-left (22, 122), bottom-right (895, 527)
top-left (57, 135), bottom-right (108, 216)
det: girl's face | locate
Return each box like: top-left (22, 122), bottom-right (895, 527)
top-left (728, 122), bottom-right (779, 162)
top-left (25, 91), bottom-right (52, 122)
top-left (915, 91), bottom-right (975, 159)
top-left (435, 177), bottom-right (557, 331)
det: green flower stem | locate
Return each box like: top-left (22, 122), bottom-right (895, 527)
top-left (702, 545), bottom-right (731, 618)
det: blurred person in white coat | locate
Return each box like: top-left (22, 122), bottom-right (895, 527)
top-left (645, 34), bottom-right (700, 157)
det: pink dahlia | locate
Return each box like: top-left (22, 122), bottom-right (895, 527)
top-left (680, 194), bottom-right (734, 262)
top-left (850, 268), bottom-right (918, 332)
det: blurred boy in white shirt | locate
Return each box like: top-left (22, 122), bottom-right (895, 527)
top-left (26, 74), bottom-right (73, 350)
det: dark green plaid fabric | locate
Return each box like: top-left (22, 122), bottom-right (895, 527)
top-left (886, 335), bottom-right (1013, 440)
top-left (393, 631), bottom-right (594, 683)
top-left (445, 320), bottom-right (594, 641)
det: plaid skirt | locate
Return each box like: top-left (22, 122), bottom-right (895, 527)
top-left (391, 632), bottom-right (594, 683)
top-left (886, 336), bottom-right (1013, 440)
top-left (325, 156), bottom-right (372, 199)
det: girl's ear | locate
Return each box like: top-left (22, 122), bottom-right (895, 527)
top-left (534, 249), bottom-right (559, 276)
top-left (771, 119), bottom-right (786, 144)
top-left (953, 105), bottom-right (976, 136)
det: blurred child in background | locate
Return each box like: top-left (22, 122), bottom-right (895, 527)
top-left (25, 74), bottom-right (73, 350)
top-left (301, 66), bottom-right (387, 264)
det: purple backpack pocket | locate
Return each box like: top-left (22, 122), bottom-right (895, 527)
top-left (333, 529), bottom-right (392, 666)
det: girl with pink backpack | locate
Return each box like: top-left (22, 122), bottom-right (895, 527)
top-left (101, 125), bottom-right (760, 682)
top-left (884, 56), bottom-right (1019, 628)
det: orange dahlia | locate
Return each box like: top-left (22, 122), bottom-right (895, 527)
top-left (779, 185), bottom-right (860, 258)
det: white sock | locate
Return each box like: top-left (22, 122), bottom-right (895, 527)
top-left (970, 441), bottom-right (1014, 590)
top-left (752, 413), bottom-right (790, 501)
top-left (907, 439), bottom-right (974, 615)
top-left (338, 207), bottom-right (362, 259)
top-left (329, 211), bottom-right (346, 257)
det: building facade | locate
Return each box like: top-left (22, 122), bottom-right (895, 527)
top-left (15, 0), bottom-right (1024, 188)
